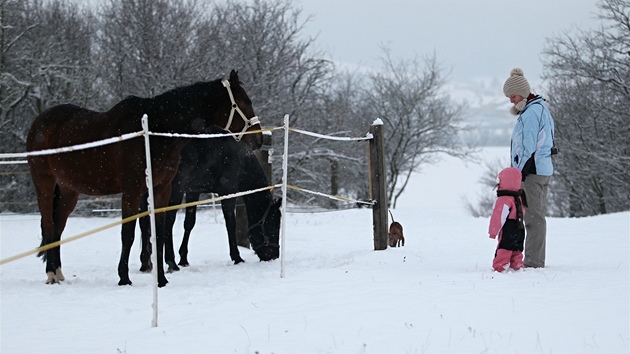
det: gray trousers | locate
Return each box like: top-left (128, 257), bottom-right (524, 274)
top-left (522, 174), bottom-right (551, 268)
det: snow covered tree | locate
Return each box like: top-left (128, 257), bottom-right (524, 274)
top-left (285, 71), bottom-right (371, 208)
top-left (0, 0), bottom-right (95, 212)
top-left (193, 0), bottom-right (332, 129)
top-left (0, 0), bottom-right (33, 146)
top-left (94, 0), bottom-right (201, 104)
top-left (1, 0), bottom-right (94, 142)
top-left (195, 0), bottom-right (359, 207)
top-left (362, 50), bottom-right (471, 208)
top-left (542, 0), bottom-right (630, 216)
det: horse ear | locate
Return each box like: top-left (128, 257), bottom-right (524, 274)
top-left (273, 198), bottom-right (283, 208)
top-left (229, 69), bottom-right (239, 85)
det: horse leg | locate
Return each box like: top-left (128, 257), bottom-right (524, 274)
top-left (48, 186), bottom-right (80, 283)
top-left (163, 186), bottom-right (185, 272)
top-left (178, 192), bottom-right (200, 267)
top-left (32, 175), bottom-right (62, 284)
top-left (138, 195), bottom-right (153, 272)
top-left (222, 198), bottom-right (244, 264)
top-left (33, 180), bottom-right (57, 283)
top-left (153, 184), bottom-right (171, 286)
top-left (164, 207), bottom-right (179, 273)
top-left (139, 190), bottom-right (179, 273)
top-left (118, 192), bottom-right (143, 286)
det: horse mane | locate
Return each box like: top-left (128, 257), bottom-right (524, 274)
top-left (155, 78), bottom-right (225, 99)
top-left (106, 79), bottom-right (229, 131)
top-left (106, 95), bottom-right (147, 118)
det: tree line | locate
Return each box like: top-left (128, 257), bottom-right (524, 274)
top-left (542, 0), bottom-right (630, 216)
top-left (1, 0), bottom-right (627, 217)
top-left (0, 0), bottom-right (465, 213)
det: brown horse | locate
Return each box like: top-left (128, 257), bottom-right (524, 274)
top-left (26, 70), bottom-right (262, 287)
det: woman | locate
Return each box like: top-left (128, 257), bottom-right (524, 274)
top-left (502, 68), bottom-right (555, 268)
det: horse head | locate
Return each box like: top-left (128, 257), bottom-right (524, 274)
top-left (248, 198), bottom-right (282, 261)
top-left (219, 70), bottom-right (263, 150)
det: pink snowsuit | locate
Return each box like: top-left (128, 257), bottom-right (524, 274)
top-left (488, 167), bottom-right (526, 272)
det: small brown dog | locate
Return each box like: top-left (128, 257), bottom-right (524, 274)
top-left (388, 210), bottom-right (405, 247)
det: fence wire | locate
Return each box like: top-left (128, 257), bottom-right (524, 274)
top-left (0, 122), bottom-right (376, 266)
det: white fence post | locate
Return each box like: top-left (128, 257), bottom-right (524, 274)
top-left (280, 114), bottom-right (289, 278)
top-left (141, 115), bottom-right (159, 327)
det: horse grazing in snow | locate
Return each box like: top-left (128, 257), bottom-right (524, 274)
top-left (139, 127), bottom-right (281, 272)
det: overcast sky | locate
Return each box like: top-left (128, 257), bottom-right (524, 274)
top-left (295, 0), bottom-right (602, 87)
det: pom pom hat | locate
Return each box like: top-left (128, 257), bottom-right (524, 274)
top-left (503, 68), bottom-right (531, 98)
top-left (503, 68), bottom-right (531, 115)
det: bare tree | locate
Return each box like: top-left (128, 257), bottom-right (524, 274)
top-left (0, 0), bottom-right (95, 213)
top-left (362, 49), bottom-right (471, 207)
top-left (193, 0), bottom-right (354, 207)
top-left (1, 0), bottom-right (34, 137)
top-left (0, 0), bottom-right (37, 213)
top-left (95, 0), bottom-right (201, 103)
top-left (542, 0), bottom-right (630, 216)
top-left (194, 0), bottom-right (332, 128)
top-left (286, 71), bottom-right (371, 208)
top-left (1, 0), bottom-right (94, 134)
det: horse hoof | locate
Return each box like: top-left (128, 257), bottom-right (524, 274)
top-left (158, 278), bottom-right (168, 288)
top-left (45, 271), bottom-right (62, 284)
top-left (233, 258), bottom-right (245, 265)
top-left (178, 260), bottom-right (189, 267)
top-left (139, 264), bottom-right (152, 273)
top-left (166, 261), bottom-right (180, 273)
top-left (118, 279), bottom-right (133, 286)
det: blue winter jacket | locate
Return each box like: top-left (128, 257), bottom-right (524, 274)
top-left (510, 96), bottom-right (555, 177)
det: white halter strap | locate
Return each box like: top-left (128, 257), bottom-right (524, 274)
top-left (221, 80), bottom-right (260, 141)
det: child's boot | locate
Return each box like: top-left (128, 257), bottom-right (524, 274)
top-left (510, 251), bottom-right (524, 270)
top-left (493, 249), bottom-right (512, 272)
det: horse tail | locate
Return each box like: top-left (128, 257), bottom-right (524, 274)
top-left (37, 184), bottom-right (61, 260)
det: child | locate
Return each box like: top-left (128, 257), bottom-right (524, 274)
top-left (488, 167), bottom-right (528, 272)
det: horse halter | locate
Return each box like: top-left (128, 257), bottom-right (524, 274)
top-left (221, 80), bottom-right (260, 142)
top-left (247, 202), bottom-right (280, 252)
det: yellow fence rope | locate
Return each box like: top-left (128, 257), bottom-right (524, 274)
top-left (0, 210), bottom-right (149, 266)
top-left (0, 185), bottom-right (277, 266)
top-left (286, 184), bottom-right (374, 206)
top-left (0, 181), bottom-right (370, 265)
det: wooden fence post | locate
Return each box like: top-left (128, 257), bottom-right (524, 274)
top-left (369, 121), bottom-right (388, 250)
top-left (236, 132), bottom-right (273, 247)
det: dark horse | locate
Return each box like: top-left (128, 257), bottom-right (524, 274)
top-left (26, 70), bottom-right (262, 287)
top-left (139, 127), bottom-right (281, 273)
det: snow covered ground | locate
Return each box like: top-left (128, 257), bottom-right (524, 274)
top-left (1, 147), bottom-right (628, 353)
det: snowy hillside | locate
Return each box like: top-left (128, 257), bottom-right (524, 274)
top-left (448, 76), bottom-right (549, 147)
top-left (446, 78), bottom-right (514, 147)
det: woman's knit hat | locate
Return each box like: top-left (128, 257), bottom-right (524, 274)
top-left (502, 68), bottom-right (530, 98)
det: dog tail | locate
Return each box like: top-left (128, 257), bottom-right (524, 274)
top-left (388, 209), bottom-right (395, 223)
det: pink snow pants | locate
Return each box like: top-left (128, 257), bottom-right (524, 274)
top-left (493, 249), bottom-right (524, 272)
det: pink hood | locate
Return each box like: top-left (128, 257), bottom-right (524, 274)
top-left (497, 167), bottom-right (522, 192)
